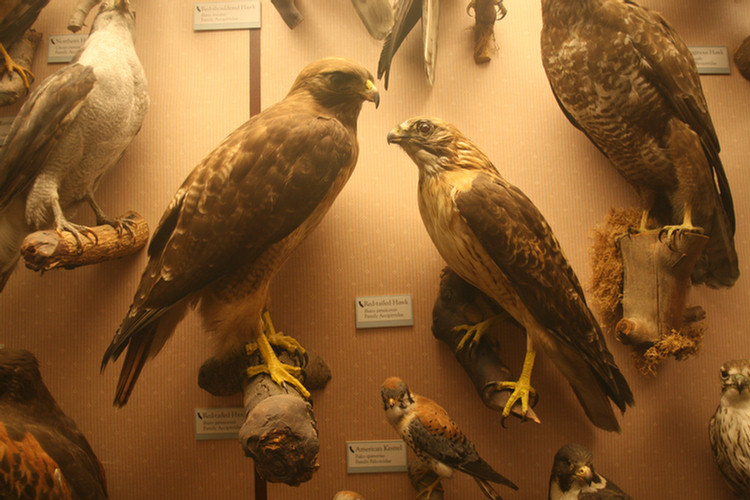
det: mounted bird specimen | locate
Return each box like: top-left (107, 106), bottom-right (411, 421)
top-left (388, 117), bottom-right (633, 431)
top-left (101, 57), bottom-right (379, 407)
top-left (0, 348), bottom-right (108, 500)
top-left (0, 0), bottom-right (149, 292)
top-left (0, 0), bottom-right (50, 90)
top-left (548, 443), bottom-right (631, 500)
top-left (709, 359), bottom-right (750, 499)
top-left (541, 0), bottom-right (738, 289)
top-left (381, 377), bottom-right (518, 500)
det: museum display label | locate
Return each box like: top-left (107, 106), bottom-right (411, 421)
top-left (346, 440), bottom-right (408, 473)
top-left (354, 294), bottom-right (414, 328)
top-left (689, 46), bottom-right (731, 74)
top-left (47, 34), bottom-right (88, 64)
top-left (193, 0), bottom-right (261, 31)
top-left (194, 407), bottom-right (245, 440)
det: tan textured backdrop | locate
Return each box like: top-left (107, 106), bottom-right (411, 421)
top-left (1, 0), bottom-right (749, 498)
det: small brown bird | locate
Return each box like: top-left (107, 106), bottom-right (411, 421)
top-left (0, 348), bottom-right (108, 500)
top-left (549, 443), bottom-right (631, 500)
top-left (381, 377), bottom-right (518, 500)
top-left (709, 359), bottom-right (750, 499)
top-left (388, 117), bottom-right (633, 431)
top-left (102, 57), bottom-right (379, 406)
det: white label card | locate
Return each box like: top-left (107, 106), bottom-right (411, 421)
top-left (689, 46), bottom-right (731, 75)
top-left (346, 440), bottom-right (408, 473)
top-left (194, 407), bottom-right (245, 440)
top-left (355, 294), bottom-right (414, 329)
top-left (194, 0), bottom-right (261, 31)
top-left (47, 34), bottom-right (88, 64)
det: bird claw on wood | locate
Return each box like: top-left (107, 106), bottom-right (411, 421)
top-left (271, 0), bottom-right (303, 29)
top-left (468, 0), bottom-right (506, 64)
top-left (19, 211), bottom-right (148, 272)
top-left (0, 31), bottom-right (42, 106)
top-left (67, 0), bottom-right (102, 32)
top-left (408, 460), bottom-right (445, 500)
top-left (432, 266), bottom-right (539, 423)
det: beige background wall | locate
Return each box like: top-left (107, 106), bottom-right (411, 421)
top-left (1, 0), bottom-right (749, 498)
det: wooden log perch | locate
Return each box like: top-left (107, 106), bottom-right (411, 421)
top-left (0, 30), bottom-right (42, 107)
top-left (409, 460), bottom-right (444, 500)
top-left (432, 266), bottom-right (539, 423)
top-left (20, 211), bottom-right (149, 272)
top-left (271, 0), bottom-right (303, 29)
top-left (470, 0), bottom-right (505, 64)
top-left (198, 344), bottom-right (331, 486)
top-left (68, 0), bottom-right (102, 33)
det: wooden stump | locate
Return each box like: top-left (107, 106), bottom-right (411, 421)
top-left (432, 267), bottom-right (539, 422)
top-left (20, 211), bottom-right (149, 272)
top-left (67, 0), bottom-right (102, 32)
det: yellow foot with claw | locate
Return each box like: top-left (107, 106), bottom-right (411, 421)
top-left (496, 379), bottom-right (537, 420)
top-left (417, 477), bottom-right (443, 500)
top-left (453, 314), bottom-right (502, 351)
top-left (261, 310), bottom-right (305, 356)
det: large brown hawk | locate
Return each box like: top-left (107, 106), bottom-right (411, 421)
top-left (0, 348), bottom-right (108, 500)
top-left (541, 0), bottom-right (738, 288)
top-left (388, 117), bottom-right (633, 431)
top-left (101, 57), bottom-right (379, 406)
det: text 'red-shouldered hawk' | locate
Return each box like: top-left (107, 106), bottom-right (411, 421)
top-left (101, 57), bottom-right (379, 406)
top-left (541, 0), bottom-right (738, 288)
top-left (388, 117), bottom-right (633, 431)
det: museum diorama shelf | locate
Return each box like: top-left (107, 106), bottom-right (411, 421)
top-left (1, 0), bottom-right (749, 499)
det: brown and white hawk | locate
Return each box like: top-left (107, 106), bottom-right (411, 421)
top-left (388, 117), bottom-right (633, 431)
top-left (0, 348), bottom-right (108, 500)
top-left (541, 0), bottom-right (738, 288)
top-left (101, 57), bottom-right (379, 406)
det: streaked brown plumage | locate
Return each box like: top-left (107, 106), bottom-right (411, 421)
top-left (0, 349), bottom-right (107, 500)
top-left (388, 117), bottom-right (633, 431)
top-left (101, 57), bottom-right (379, 406)
top-left (541, 0), bottom-right (738, 288)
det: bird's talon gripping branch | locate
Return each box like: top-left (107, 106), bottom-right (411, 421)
top-left (496, 348), bottom-right (537, 419)
top-left (245, 324), bottom-right (310, 399)
top-left (453, 314), bottom-right (502, 351)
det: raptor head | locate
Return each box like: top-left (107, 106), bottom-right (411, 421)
top-left (550, 443), bottom-right (599, 493)
top-left (719, 359), bottom-right (750, 407)
top-left (381, 376), bottom-right (414, 424)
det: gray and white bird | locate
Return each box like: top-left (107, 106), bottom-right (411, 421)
top-left (549, 443), bottom-right (631, 500)
top-left (381, 377), bottom-right (518, 500)
top-left (709, 359), bottom-right (750, 499)
top-left (0, 0), bottom-right (148, 291)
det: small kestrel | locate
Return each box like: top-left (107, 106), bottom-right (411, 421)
top-left (381, 376), bottom-right (518, 500)
top-left (548, 443), bottom-right (631, 500)
top-left (709, 359), bottom-right (750, 499)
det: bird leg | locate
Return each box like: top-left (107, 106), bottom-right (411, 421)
top-left (416, 476), bottom-right (443, 500)
top-left (495, 339), bottom-right (538, 421)
top-left (453, 313), bottom-right (505, 351)
top-left (85, 193), bottom-right (136, 240)
top-left (0, 42), bottom-right (33, 89)
top-left (51, 198), bottom-right (97, 251)
top-left (245, 311), bottom-right (310, 398)
top-left (659, 203), bottom-right (703, 249)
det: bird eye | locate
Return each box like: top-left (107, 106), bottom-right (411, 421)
top-left (328, 72), bottom-right (349, 87)
top-left (720, 368), bottom-right (729, 379)
top-left (416, 121), bottom-right (433, 135)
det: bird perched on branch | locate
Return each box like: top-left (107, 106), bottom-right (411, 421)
top-left (0, 0), bottom-right (50, 88)
top-left (549, 443), bottom-right (631, 500)
top-left (0, 348), bottom-right (108, 500)
top-left (541, 0), bottom-right (738, 288)
top-left (709, 359), bottom-right (750, 499)
top-left (381, 377), bottom-right (518, 500)
top-left (101, 57), bottom-right (379, 407)
top-left (0, 0), bottom-right (149, 291)
top-left (388, 117), bottom-right (633, 431)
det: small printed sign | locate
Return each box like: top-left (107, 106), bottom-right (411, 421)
top-left (0, 116), bottom-right (15, 146)
top-left (48, 34), bottom-right (88, 64)
top-left (193, 0), bottom-right (261, 31)
top-left (346, 440), bottom-right (408, 473)
top-left (194, 407), bottom-right (245, 440)
top-left (689, 46), bottom-right (730, 75)
top-left (355, 294), bottom-right (413, 329)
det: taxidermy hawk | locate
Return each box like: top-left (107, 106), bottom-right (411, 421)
top-left (0, 348), bottom-right (108, 500)
top-left (388, 117), bottom-right (633, 431)
top-left (101, 57), bottom-right (379, 406)
top-left (549, 443), bottom-right (631, 500)
top-left (709, 359), bottom-right (750, 499)
top-left (0, 0), bottom-right (149, 291)
top-left (0, 0), bottom-right (50, 88)
top-left (541, 0), bottom-right (738, 288)
top-left (381, 377), bottom-right (518, 500)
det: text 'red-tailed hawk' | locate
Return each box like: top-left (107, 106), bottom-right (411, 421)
top-left (388, 117), bottom-right (633, 431)
top-left (541, 0), bottom-right (738, 288)
top-left (101, 57), bottom-right (379, 406)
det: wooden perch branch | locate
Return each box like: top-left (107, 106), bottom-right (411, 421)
top-left (271, 0), bottom-right (303, 28)
top-left (68, 0), bottom-right (102, 33)
top-left (470, 0), bottom-right (505, 64)
top-left (0, 30), bottom-right (42, 107)
top-left (20, 211), bottom-right (148, 272)
top-left (198, 345), bottom-right (331, 486)
top-left (432, 267), bottom-right (539, 422)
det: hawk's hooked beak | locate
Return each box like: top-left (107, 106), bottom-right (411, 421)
top-left (386, 126), bottom-right (407, 145)
top-left (364, 80), bottom-right (380, 108)
top-left (734, 374), bottom-right (747, 393)
top-left (575, 465), bottom-right (594, 485)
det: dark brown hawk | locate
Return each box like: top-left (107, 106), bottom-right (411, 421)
top-left (0, 348), bottom-right (108, 500)
top-left (541, 0), bottom-right (738, 288)
top-left (101, 57), bottom-right (379, 406)
top-left (0, 0), bottom-right (50, 88)
top-left (388, 117), bottom-right (633, 431)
